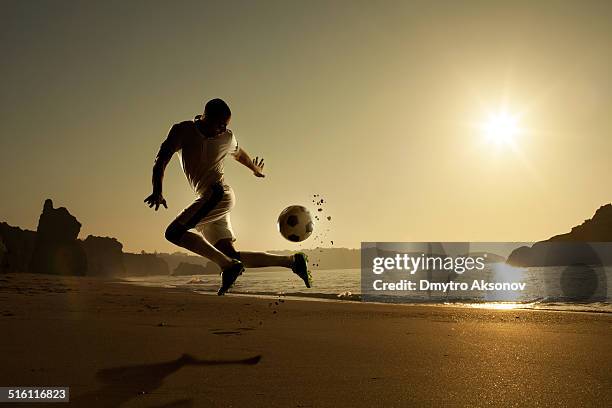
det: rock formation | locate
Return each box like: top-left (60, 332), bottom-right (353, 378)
top-left (172, 261), bottom-right (219, 276)
top-left (507, 204), bottom-right (612, 267)
top-left (29, 199), bottom-right (87, 276)
top-left (80, 235), bottom-right (126, 276)
top-left (157, 252), bottom-right (209, 272)
top-left (0, 235), bottom-right (6, 271)
top-left (548, 203), bottom-right (612, 242)
top-left (1, 199), bottom-right (180, 277)
top-left (0, 222), bottom-right (37, 273)
top-left (123, 252), bottom-right (170, 276)
top-left (506, 241), bottom-right (611, 267)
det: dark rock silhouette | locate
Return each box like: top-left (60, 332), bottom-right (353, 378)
top-left (123, 252), bottom-right (170, 276)
top-left (507, 204), bottom-right (612, 267)
top-left (1, 199), bottom-right (177, 277)
top-left (507, 241), bottom-right (611, 266)
top-left (172, 261), bottom-right (219, 276)
top-left (157, 251), bottom-right (210, 271)
top-left (549, 203), bottom-right (612, 242)
top-left (29, 199), bottom-right (88, 275)
top-left (0, 235), bottom-right (6, 271)
top-left (506, 245), bottom-right (533, 266)
top-left (81, 235), bottom-right (126, 276)
top-left (0, 222), bottom-right (37, 273)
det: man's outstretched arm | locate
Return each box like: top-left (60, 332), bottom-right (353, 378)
top-left (233, 147), bottom-right (265, 178)
top-left (144, 124), bottom-right (182, 210)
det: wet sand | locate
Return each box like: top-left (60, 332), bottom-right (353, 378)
top-left (0, 273), bottom-right (610, 407)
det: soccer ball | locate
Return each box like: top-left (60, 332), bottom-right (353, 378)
top-left (277, 205), bottom-right (313, 242)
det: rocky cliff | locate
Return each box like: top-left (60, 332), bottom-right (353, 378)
top-left (29, 199), bottom-right (87, 276)
top-left (123, 252), bottom-right (170, 276)
top-left (81, 235), bottom-right (126, 276)
top-left (1, 199), bottom-right (168, 277)
top-left (0, 222), bottom-right (37, 273)
top-left (172, 261), bottom-right (219, 276)
top-left (547, 204), bottom-right (612, 242)
top-left (507, 204), bottom-right (612, 267)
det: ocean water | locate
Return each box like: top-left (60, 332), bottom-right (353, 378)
top-left (122, 264), bottom-right (612, 313)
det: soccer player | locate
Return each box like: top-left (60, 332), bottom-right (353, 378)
top-left (145, 98), bottom-right (311, 295)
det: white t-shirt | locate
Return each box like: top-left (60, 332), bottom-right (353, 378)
top-left (159, 120), bottom-right (239, 195)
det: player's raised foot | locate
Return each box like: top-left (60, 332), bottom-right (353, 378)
top-left (217, 260), bottom-right (245, 296)
top-left (292, 252), bottom-right (312, 288)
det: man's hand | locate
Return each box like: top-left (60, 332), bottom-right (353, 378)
top-left (252, 156), bottom-right (265, 178)
top-left (234, 147), bottom-right (266, 177)
top-left (144, 192), bottom-right (168, 211)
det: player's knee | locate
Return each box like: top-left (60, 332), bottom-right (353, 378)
top-left (165, 221), bottom-right (187, 245)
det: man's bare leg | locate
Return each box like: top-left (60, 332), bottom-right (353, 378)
top-left (240, 250), bottom-right (311, 288)
top-left (239, 251), bottom-right (293, 268)
top-left (214, 239), bottom-right (311, 288)
top-left (177, 231), bottom-right (235, 269)
top-left (214, 239), bottom-right (293, 268)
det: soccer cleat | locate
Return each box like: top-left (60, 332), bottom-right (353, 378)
top-left (217, 260), bottom-right (245, 296)
top-left (292, 252), bottom-right (312, 288)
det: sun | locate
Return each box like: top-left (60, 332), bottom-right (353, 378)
top-left (481, 111), bottom-right (520, 145)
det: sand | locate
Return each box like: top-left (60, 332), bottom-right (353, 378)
top-left (0, 273), bottom-right (610, 407)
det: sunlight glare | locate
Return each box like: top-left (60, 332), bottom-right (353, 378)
top-left (482, 111), bottom-right (520, 145)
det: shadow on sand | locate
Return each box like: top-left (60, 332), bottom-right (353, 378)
top-left (69, 353), bottom-right (261, 407)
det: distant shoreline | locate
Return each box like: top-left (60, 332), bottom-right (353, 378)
top-left (118, 274), bottom-right (612, 314)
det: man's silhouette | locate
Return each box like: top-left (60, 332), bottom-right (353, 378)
top-left (145, 98), bottom-right (311, 294)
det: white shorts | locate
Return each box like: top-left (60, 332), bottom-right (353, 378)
top-left (173, 182), bottom-right (236, 245)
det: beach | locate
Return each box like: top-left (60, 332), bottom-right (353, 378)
top-left (0, 273), bottom-right (610, 407)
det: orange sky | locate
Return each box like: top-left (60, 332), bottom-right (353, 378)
top-left (1, 1), bottom-right (611, 253)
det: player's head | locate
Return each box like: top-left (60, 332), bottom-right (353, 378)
top-left (203, 98), bottom-right (231, 136)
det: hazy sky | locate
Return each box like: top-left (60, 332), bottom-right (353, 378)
top-left (1, 0), bottom-right (611, 253)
